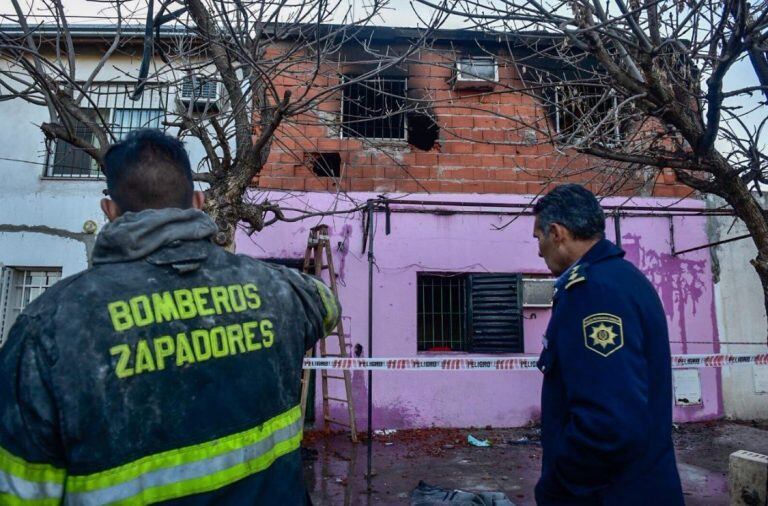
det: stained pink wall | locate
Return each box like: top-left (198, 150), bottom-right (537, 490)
top-left (237, 192), bottom-right (720, 428)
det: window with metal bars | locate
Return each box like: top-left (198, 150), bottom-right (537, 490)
top-left (552, 84), bottom-right (624, 143)
top-left (0, 267), bottom-right (61, 346)
top-left (341, 77), bottom-right (407, 140)
top-left (48, 83), bottom-right (167, 178)
top-left (417, 273), bottom-right (524, 353)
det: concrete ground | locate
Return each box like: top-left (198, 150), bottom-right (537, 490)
top-left (303, 420), bottom-right (768, 505)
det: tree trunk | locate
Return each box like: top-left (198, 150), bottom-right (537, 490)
top-left (204, 191), bottom-right (237, 253)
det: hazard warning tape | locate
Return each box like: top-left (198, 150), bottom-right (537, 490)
top-left (303, 353), bottom-right (768, 371)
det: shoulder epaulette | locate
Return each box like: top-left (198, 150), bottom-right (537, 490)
top-left (564, 263), bottom-right (587, 290)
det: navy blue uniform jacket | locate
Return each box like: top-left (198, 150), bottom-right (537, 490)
top-left (535, 239), bottom-right (684, 505)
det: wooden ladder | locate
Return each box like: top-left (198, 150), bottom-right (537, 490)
top-left (300, 224), bottom-right (358, 442)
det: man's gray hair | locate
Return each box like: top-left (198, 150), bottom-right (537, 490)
top-left (533, 184), bottom-right (605, 240)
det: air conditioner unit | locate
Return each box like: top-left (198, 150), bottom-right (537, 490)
top-left (452, 57), bottom-right (498, 90)
top-left (180, 75), bottom-right (221, 112)
top-left (522, 277), bottom-right (556, 308)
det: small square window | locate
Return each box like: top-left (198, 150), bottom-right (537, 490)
top-left (456, 57), bottom-right (498, 83)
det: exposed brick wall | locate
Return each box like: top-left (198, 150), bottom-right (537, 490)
top-left (256, 44), bottom-right (692, 199)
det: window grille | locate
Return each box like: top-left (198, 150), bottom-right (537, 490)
top-left (0, 267), bottom-right (61, 345)
top-left (48, 83), bottom-right (167, 178)
top-left (341, 77), bottom-right (407, 140)
top-left (417, 273), bottom-right (524, 353)
top-left (418, 274), bottom-right (467, 352)
top-left (553, 85), bottom-right (623, 143)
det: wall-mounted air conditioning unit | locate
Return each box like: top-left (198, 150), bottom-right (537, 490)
top-left (180, 75), bottom-right (221, 112)
top-left (452, 57), bottom-right (498, 90)
top-left (522, 277), bottom-right (556, 308)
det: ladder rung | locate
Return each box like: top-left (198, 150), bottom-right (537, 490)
top-left (325, 417), bottom-right (352, 427)
top-left (325, 396), bottom-right (350, 403)
top-left (324, 374), bottom-right (346, 380)
top-left (322, 354), bottom-right (342, 358)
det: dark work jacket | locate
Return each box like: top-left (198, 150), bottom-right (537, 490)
top-left (535, 239), bottom-right (684, 506)
top-left (0, 209), bottom-right (339, 505)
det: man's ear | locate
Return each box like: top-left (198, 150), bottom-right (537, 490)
top-left (549, 222), bottom-right (570, 244)
top-left (100, 198), bottom-right (122, 222)
top-left (192, 191), bottom-right (205, 210)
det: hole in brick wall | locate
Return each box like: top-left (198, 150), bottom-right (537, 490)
top-left (407, 108), bottom-right (439, 151)
top-left (305, 152), bottom-right (341, 178)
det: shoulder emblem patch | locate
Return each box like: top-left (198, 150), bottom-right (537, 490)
top-left (565, 264), bottom-right (586, 290)
top-left (583, 313), bottom-right (624, 357)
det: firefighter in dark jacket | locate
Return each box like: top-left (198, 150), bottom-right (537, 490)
top-left (532, 184), bottom-right (684, 506)
top-left (0, 129), bottom-right (339, 505)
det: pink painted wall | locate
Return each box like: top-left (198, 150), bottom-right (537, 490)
top-left (237, 192), bottom-right (720, 428)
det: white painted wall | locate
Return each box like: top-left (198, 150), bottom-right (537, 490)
top-left (0, 49), bottom-right (210, 285)
top-left (708, 195), bottom-right (768, 420)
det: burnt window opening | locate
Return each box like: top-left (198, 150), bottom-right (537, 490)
top-left (407, 108), bottom-right (440, 151)
top-left (342, 76), bottom-right (407, 140)
top-left (550, 84), bottom-right (627, 144)
top-left (305, 152), bottom-right (341, 178)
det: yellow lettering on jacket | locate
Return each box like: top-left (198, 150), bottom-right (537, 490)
top-left (108, 301), bottom-right (134, 332)
top-left (135, 340), bottom-right (156, 374)
top-left (153, 335), bottom-right (175, 370)
top-left (110, 344), bottom-right (134, 378)
top-left (108, 319), bottom-right (278, 379)
top-left (152, 292), bottom-right (180, 323)
top-left (176, 332), bottom-right (196, 366)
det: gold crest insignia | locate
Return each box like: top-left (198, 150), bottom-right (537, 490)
top-left (582, 313), bottom-right (624, 357)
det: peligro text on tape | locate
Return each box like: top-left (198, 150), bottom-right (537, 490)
top-left (302, 353), bottom-right (768, 371)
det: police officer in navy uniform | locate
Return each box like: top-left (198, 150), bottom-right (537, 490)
top-left (532, 184), bottom-right (684, 505)
top-left (0, 130), bottom-right (338, 504)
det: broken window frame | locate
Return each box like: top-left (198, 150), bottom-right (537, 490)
top-left (340, 75), bottom-right (408, 141)
top-left (552, 84), bottom-right (623, 145)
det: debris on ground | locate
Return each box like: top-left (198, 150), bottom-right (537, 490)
top-left (410, 480), bottom-right (516, 505)
top-left (467, 435), bottom-right (492, 447)
top-left (375, 429), bottom-right (398, 436)
top-left (506, 437), bottom-right (539, 446)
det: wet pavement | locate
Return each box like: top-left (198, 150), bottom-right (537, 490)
top-left (303, 421), bottom-right (768, 505)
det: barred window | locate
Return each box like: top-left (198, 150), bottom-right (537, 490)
top-left (417, 273), bottom-right (524, 353)
top-left (0, 267), bottom-right (61, 345)
top-left (49, 83), bottom-right (167, 178)
top-left (341, 77), bottom-right (407, 140)
top-left (552, 84), bottom-right (623, 143)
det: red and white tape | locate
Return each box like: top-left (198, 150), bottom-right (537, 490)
top-left (303, 353), bottom-right (768, 371)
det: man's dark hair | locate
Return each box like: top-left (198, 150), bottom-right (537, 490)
top-left (103, 129), bottom-right (193, 213)
top-left (533, 184), bottom-right (605, 240)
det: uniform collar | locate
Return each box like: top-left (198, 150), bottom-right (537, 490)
top-left (554, 238), bottom-right (624, 291)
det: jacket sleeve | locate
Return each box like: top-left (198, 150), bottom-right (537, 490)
top-left (281, 268), bottom-right (341, 351)
top-left (541, 281), bottom-right (652, 497)
top-left (0, 314), bottom-right (67, 504)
